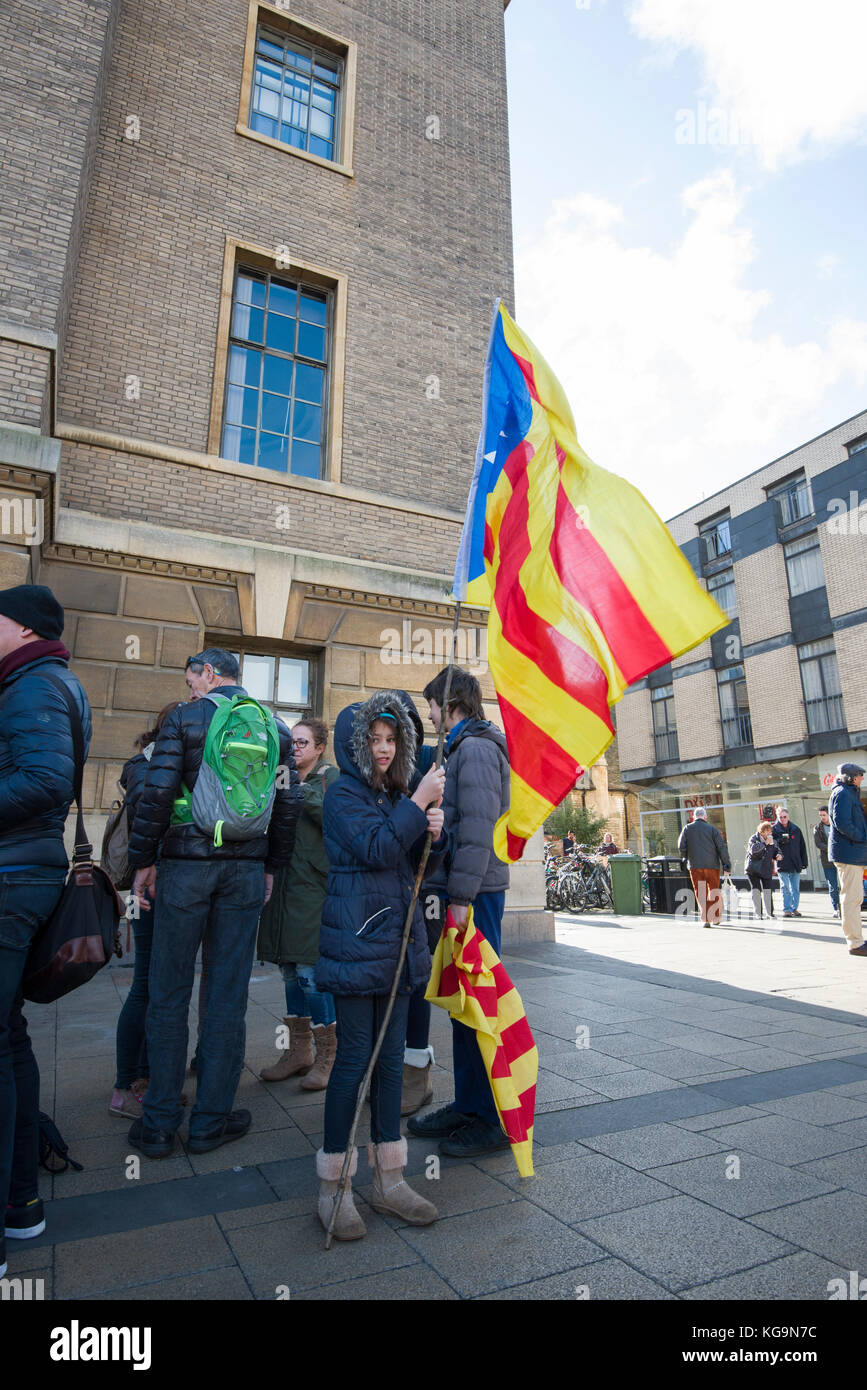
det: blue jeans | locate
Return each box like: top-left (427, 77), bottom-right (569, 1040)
top-left (323, 993), bottom-right (409, 1152)
top-left (452, 890), bottom-right (505, 1129)
top-left (779, 872), bottom-right (801, 913)
top-left (823, 863), bottom-right (840, 912)
top-left (114, 913), bottom-right (153, 1088)
top-left (143, 858), bottom-right (264, 1139)
top-left (281, 962), bottom-right (335, 1026)
top-left (0, 868), bottom-right (66, 1213)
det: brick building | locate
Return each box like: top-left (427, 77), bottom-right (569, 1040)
top-left (0, 2), bottom-right (516, 850)
top-left (615, 411), bottom-right (867, 881)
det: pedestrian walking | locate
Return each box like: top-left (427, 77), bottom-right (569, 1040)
top-left (127, 649), bottom-right (301, 1158)
top-left (677, 806), bottom-right (731, 926)
top-left (314, 692), bottom-right (446, 1240)
top-left (0, 585), bottom-right (91, 1273)
top-left (745, 821), bottom-right (783, 919)
top-left (258, 717), bottom-right (339, 1089)
top-left (407, 666), bottom-right (512, 1158)
top-left (828, 763), bottom-right (867, 956)
top-left (813, 806), bottom-right (840, 919)
top-left (771, 806), bottom-right (808, 917)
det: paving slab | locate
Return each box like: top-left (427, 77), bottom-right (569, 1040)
top-left (186, 1123), bottom-right (312, 1175)
top-left (290, 1266), bottom-right (461, 1300)
top-left (748, 1189), bottom-right (867, 1267)
top-left (397, 1201), bottom-right (606, 1299)
top-left (681, 1250), bottom-right (849, 1300)
top-left (577, 1195), bottom-right (796, 1292)
top-left (501, 1152), bottom-right (675, 1222)
top-left (578, 1069), bottom-right (688, 1099)
top-left (751, 1091), bottom-right (867, 1126)
top-left (224, 1210), bottom-right (421, 1296)
top-left (638, 1047), bottom-right (742, 1080)
top-left (702, 1113), bottom-right (867, 1164)
top-left (649, 1151), bottom-right (838, 1217)
top-left (582, 1122), bottom-right (727, 1170)
top-left (357, 1163), bottom-right (516, 1222)
top-left (81, 1266), bottom-right (255, 1301)
top-left (477, 1257), bottom-right (676, 1300)
top-left (474, 1139), bottom-right (593, 1176)
top-left (54, 1215), bottom-right (234, 1297)
top-left (674, 1105), bottom-right (773, 1130)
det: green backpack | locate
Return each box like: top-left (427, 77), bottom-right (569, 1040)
top-left (176, 693), bottom-right (281, 846)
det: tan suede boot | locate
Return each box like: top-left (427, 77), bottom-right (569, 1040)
top-left (316, 1148), bottom-right (366, 1240)
top-left (260, 1015), bottom-right (314, 1082)
top-left (400, 1060), bottom-right (433, 1116)
top-left (368, 1138), bottom-right (438, 1225)
top-left (300, 1021), bottom-right (337, 1091)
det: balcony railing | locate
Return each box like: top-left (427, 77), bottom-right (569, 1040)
top-left (805, 694), bottom-right (845, 734)
top-left (722, 711), bottom-right (753, 749)
top-left (654, 729), bottom-right (680, 762)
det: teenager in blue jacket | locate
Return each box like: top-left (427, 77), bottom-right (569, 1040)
top-left (828, 763), bottom-right (867, 955)
top-left (314, 691), bottom-right (446, 1240)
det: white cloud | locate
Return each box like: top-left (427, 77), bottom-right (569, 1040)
top-left (514, 171), bottom-right (867, 517)
top-left (817, 253), bottom-right (840, 280)
top-left (629, 0), bottom-right (867, 169)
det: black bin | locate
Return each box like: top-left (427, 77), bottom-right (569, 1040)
top-left (646, 855), bottom-right (693, 914)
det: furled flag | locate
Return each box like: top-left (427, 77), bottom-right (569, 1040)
top-left (453, 300), bottom-right (728, 863)
top-left (426, 905), bottom-right (537, 1177)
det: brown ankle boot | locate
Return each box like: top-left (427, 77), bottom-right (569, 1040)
top-left (260, 1015), bottom-right (314, 1082)
top-left (300, 1021), bottom-right (337, 1091)
top-left (316, 1148), bottom-right (366, 1240)
top-left (368, 1138), bottom-right (437, 1225)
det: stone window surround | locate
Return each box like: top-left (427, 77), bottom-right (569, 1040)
top-left (208, 236), bottom-right (348, 484)
top-left (236, 2), bottom-right (357, 178)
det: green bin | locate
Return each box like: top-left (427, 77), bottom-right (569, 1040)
top-left (608, 853), bottom-right (642, 915)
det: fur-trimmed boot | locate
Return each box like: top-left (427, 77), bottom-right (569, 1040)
top-left (368, 1138), bottom-right (438, 1225)
top-left (316, 1148), bottom-right (366, 1240)
top-left (400, 1061), bottom-right (433, 1116)
top-left (300, 1021), bottom-right (337, 1091)
top-left (260, 1015), bottom-right (314, 1082)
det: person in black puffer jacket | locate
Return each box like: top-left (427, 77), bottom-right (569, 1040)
top-left (314, 691), bottom-right (447, 1240)
top-left (0, 585), bottom-right (91, 1266)
top-left (109, 701), bottom-right (184, 1122)
top-left (744, 820), bottom-right (783, 919)
top-left (407, 665), bottom-right (512, 1160)
top-left (126, 649), bottom-right (301, 1161)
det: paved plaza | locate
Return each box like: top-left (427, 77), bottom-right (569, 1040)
top-left (9, 890), bottom-right (867, 1301)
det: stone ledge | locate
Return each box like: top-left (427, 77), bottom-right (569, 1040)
top-left (501, 907), bottom-right (556, 946)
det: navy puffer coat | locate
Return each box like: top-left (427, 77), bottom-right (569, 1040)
top-left (315, 692), bottom-right (446, 998)
top-left (0, 653), bottom-right (92, 869)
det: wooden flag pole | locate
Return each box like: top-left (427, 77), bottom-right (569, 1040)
top-left (325, 600), bottom-right (463, 1248)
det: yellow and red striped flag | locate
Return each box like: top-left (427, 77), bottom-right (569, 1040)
top-left (426, 905), bottom-right (537, 1177)
top-left (453, 301), bottom-right (728, 862)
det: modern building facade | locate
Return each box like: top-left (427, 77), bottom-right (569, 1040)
top-left (0, 2), bottom-right (514, 842)
top-left (616, 410), bottom-right (867, 882)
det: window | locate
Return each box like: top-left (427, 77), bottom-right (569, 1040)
top-left (847, 434), bottom-right (867, 457)
top-left (237, 9), bottom-right (356, 175)
top-left (250, 25), bottom-right (342, 161)
top-left (769, 471), bottom-right (814, 527)
top-left (651, 684), bottom-right (679, 762)
top-left (797, 638), bottom-right (845, 734)
top-left (221, 266), bottom-right (328, 478)
top-left (784, 533), bottom-right (825, 596)
top-left (229, 650), bottom-right (312, 728)
top-left (699, 515), bottom-right (731, 563)
top-left (707, 567), bottom-right (737, 619)
top-left (717, 666), bottom-right (752, 748)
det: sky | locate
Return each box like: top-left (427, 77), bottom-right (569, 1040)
top-left (503, 0), bottom-right (867, 520)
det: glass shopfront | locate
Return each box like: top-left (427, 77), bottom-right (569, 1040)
top-left (636, 751), bottom-right (867, 885)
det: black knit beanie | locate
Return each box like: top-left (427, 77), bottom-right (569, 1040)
top-left (0, 585), bottom-right (65, 639)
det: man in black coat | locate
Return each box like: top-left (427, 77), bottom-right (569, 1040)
top-left (772, 805), bottom-right (809, 917)
top-left (813, 806), bottom-right (840, 917)
top-left (0, 585), bottom-right (91, 1271)
top-left (408, 666), bottom-right (511, 1158)
top-left (127, 648), bottom-right (301, 1158)
top-left (677, 807), bottom-right (731, 926)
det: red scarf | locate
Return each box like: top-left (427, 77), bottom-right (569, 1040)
top-left (0, 639), bottom-right (71, 686)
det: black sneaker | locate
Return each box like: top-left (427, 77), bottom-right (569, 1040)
top-left (5, 1197), bottom-right (45, 1239)
top-left (187, 1109), bottom-right (252, 1154)
top-left (128, 1118), bottom-right (176, 1159)
top-left (439, 1117), bottom-right (511, 1158)
top-left (406, 1104), bottom-right (472, 1139)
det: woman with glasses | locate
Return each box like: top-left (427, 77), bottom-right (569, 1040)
top-left (258, 717), bottom-right (340, 1090)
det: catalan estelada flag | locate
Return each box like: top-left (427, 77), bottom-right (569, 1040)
top-left (453, 301), bottom-right (728, 863)
top-left (426, 906), bottom-right (537, 1177)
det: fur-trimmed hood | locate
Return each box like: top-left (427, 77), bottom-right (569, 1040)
top-left (333, 690), bottom-right (418, 790)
